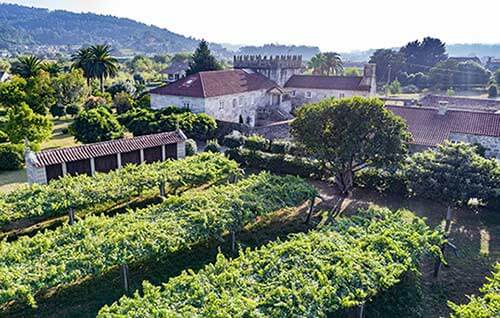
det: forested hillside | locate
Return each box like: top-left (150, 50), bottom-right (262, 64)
top-left (0, 3), bottom-right (228, 56)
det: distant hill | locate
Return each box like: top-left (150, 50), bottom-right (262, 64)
top-left (0, 3), bottom-right (229, 57)
top-left (447, 44), bottom-right (500, 58)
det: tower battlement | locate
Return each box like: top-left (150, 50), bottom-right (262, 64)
top-left (233, 55), bottom-right (303, 69)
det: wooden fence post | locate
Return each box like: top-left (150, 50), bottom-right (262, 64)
top-left (305, 196), bottom-right (316, 225)
top-left (120, 264), bottom-right (129, 292)
top-left (68, 208), bottom-right (75, 225)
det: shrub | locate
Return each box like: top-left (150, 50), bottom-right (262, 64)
top-left (49, 103), bottom-right (66, 118)
top-left (185, 139), bottom-right (197, 156)
top-left (65, 103), bottom-right (82, 117)
top-left (204, 139), bottom-right (220, 153)
top-left (244, 135), bottom-right (269, 151)
top-left (223, 131), bottom-right (245, 149)
top-left (135, 94), bottom-right (151, 108)
top-left (355, 167), bottom-right (408, 196)
top-left (0, 130), bottom-right (8, 143)
top-left (0, 144), bottom-right (24, 170)
top-left (106, 81), bottom-right (136, 97)
top-left (70, 107), bottom-right (124, 143)
top-left (226, 148), bottom-right (322, 179)
top-left (113, 92), bottom-right (135, 114)
top-left (488, 85), bottom-right (498, 98)
top-left (84, 96), bottom-right (108, 110)
top-left (269, 139), bottom-right (291, 154)
top-left (175, 112), bottom-right (216, 140)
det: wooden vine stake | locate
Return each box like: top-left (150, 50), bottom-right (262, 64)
top-left (357, 303), bottom-right (365, 318)
top-left (120, 264), bottom-right (130, 292)
top-left (434, 205), bottom-right (452, 278)
top-left (305, 196), bottom-right (316, 225)
top-left (159, 181), bottom-right (166, 198)
top-left (68, 208), bottom-right (75, 225)
top-left (230, 230), bottom-right (236, 254)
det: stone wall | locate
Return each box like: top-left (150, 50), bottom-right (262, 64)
top-left (150, 94), bottom-right (206, 114)
top-left (25, 151), bottom-right (47, 184)
top-left (449, 133), bottom-right (500, 158)
top-left (251, 120), bottom-right (292, 140)
top-left (419, 95), bottom-right (500, 112)
top-left (288, 88), bottom-right (372, 108)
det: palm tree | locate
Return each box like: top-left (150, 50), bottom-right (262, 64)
top-left (71, 47), bottom-right (94, 86)
top-left (12, 55), bottom-right (42, 78)
top-left (89, 44), bottom-right (118, 92)
top-left (308, 53), bottom-right (327, 75)
top-left (42, 62), bottom-right (62, 76)
top-left (323, 52), bottom-right (344, 75)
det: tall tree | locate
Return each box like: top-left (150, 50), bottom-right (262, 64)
top-left (71, 47), bottom-right (94, 86)
top-left (369, 49), bottom-right (405, 83)
top-left (400, 37), bottom-right (447, 74)
top-left (89, 44), bottom-right (118, 93)
top-left (291, 97), bottom-right (410, 220)
top-left (11, 55), bottom-right (43, 78)
top-left (186, 40), bottom-right (222, 75)
top-left (3, 102), bottom-right (53, 145)
top-left (51, 69), bottom-right (89, 108)
top-left (70, 106), bottom-right (123, 143)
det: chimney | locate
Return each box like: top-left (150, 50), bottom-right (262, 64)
top-left (360, 63), bottom-right (377, 96)
top-left (438, 101), bottom-right (448, 115)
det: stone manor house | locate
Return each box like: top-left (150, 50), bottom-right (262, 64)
top-left (150, 55), bottom-right (376, 127)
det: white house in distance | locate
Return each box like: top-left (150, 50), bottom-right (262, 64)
top-left (150, 55), bottom-right (376, 127)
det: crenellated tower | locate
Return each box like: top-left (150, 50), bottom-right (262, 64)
top-left (233, 55), bottom-right (303, 86)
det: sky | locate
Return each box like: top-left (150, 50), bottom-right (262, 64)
top-left (1, 0), bottom-right (499, 52)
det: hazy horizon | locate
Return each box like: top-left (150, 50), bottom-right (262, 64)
top-left (1, 0), bottom-right (499, 52)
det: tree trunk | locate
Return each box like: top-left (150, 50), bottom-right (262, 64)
top-left (305, 196), bottom-right (316, 225)
top-left (100, 75), bottom-right (104, 93)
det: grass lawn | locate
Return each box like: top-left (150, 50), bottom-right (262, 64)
top-left (0, 118), bottom-right (77, 194)
top-left (41, 118), bottom-right (78, 151)
top-left (2, 180), bottom-right (497, 318)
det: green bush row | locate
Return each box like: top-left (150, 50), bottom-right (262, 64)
top-left (119, 107), bottom-right (217, 141)
top-left (223, 132), bottom-right (304, 155)
top-left (226, 148), bottom-right (322, 179)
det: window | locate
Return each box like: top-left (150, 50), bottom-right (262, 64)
top-left (219, 100), bottom-right (224, 111)
top-left (291, 90), bottom-right (296, 97)
top-left (339, 93), bottom-right (345, 98)
top-left (238, 96), bottom-right (244, 106)
top-left (306, 91), bottom-right (312, 98)
top-left (232, 98), bottom-right (237, 108)
top-left (183, 101), bottom-right (191, 109)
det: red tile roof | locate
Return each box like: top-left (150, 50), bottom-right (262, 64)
top-left (386, 106), bottom-right (500, 146)
top-left (34, 131), bottom-right (186, 167)
top-left (150, 69), bottom-right (279, 98)
top-left (284, 75), bottom-right (370, 91)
